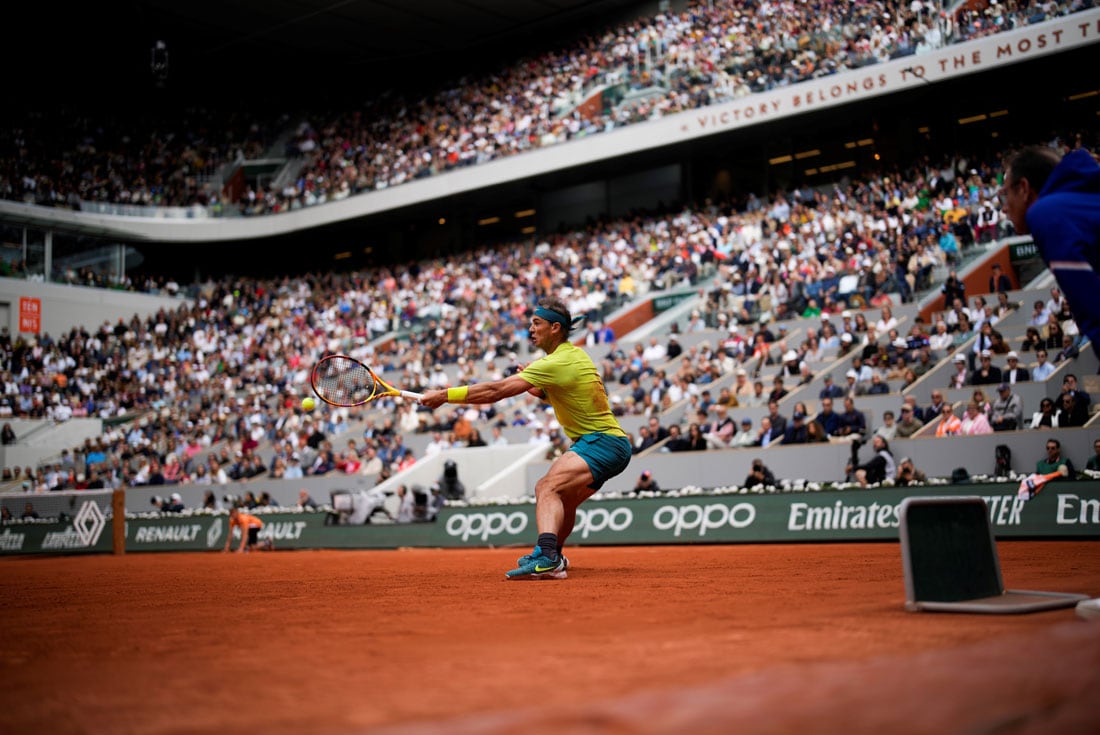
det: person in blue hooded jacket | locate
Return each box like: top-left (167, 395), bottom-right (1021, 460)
top-left (1001, 145), bottom-right (1100, 362)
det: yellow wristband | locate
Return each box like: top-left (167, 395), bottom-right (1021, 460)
top-left (447, 386), bottom-right (469, 403)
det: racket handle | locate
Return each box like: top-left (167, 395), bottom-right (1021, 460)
top-left (399, 390), bottom-right (423, 400)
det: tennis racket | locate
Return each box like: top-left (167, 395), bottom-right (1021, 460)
top-left (310, 355), bottom-right (422, 407)
top-left (1016, 464), bottom-right (1069, 501)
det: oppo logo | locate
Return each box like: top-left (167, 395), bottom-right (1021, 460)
top-left (574, 506), bottom-right (633, 539)
top-left (445, 511), bottom-right (528, 542)
top-left (653, 502), bottom-right (756, 537)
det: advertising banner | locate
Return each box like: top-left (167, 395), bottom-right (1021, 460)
top-left (2, 482), bottom-right (1097, 556)
top-left (436, 483), bottom-right (1100, 547)
top-left (123, 513), bottom-right (439, 552)
top-left (0, 497), bottom-right (112, 554)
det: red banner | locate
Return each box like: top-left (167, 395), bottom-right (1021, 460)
top-left (19, 296), bottom-right (41, 333)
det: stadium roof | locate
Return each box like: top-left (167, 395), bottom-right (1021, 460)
top-left (14, 0), bottom-right (648, 100)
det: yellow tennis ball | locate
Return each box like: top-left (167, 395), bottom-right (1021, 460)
top-left (301, 396), bottom-right (316, 411)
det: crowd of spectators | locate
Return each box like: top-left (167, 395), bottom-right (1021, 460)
top-left (2, 1), bottom-right (1091, 215)
top-left (2, 133), bottom-right (1097, 496)
top-left (615, 230), bottom-right (1096, 463)
top-left (1, 105), bottom-right (276, 210)
top-left (635, 335), bottom-right (1094, 490)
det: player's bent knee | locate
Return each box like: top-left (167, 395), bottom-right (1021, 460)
top-left (534, 480), bottom-right (564, 501)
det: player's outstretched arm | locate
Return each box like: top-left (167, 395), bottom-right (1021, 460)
top-left (420, 372), bottom-right (534, 409)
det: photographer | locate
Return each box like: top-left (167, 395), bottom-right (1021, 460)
top-left (633, 470), bottom-right (661, 494)
top-left (438, 459), bottom-right (466, 501)
top-left (148, 493), bottom-right (183, 513)
top-left (894, 457), bottom-right (927, 487)
top-left (743, 458), bottom-right (777, 489)
top-left (846, 436), bottom-right (896, 487)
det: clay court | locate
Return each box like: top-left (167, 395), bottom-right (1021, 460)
top-left (3, 542), bottom-right (1099, 734)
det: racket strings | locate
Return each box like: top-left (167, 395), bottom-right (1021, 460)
top-left (313, 356), bottom-right (376, 406)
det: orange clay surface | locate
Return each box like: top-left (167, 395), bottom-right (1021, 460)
top-left (3, 543), bottom-right (1100, 735)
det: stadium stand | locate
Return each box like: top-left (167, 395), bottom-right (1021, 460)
top-left (1, 1), bottom-right (1094, 216)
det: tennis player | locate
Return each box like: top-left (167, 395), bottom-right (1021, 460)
top-left (420, 297), bottom-right (631, 579)
top-left (224, 506), bottom-right (273, 553)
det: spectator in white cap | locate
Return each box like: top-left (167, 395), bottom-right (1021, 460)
top-left (837, 331), bottom-right (856, 357)
top-left (720, 324), bottom-right (746, 360)
top-left (850, 355), bottom-right (874, 383)
top-left (780, 349), bottom-right (803, 378)
top-left (163, 493), bottom-right (185, 513)
top-left (1002, 351), bottom-right (1029, 384)
top-left (969, 349), bottom-right (1002, 386)
top-left (950, 353), bottom-right (969, 389)
top-left (844, 369), bottom-right (860, 398)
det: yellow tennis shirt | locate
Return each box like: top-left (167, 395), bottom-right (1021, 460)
top-left (521, 342), bottom-right (626, 441)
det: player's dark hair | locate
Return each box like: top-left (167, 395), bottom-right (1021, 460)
top-left (1006, 145), bottom-right (1060, 192)
top-left (538, 296), bottom-right (571, 326)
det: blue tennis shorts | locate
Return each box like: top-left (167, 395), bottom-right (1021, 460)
top-left (569, 432), bottom-right (632, 489)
